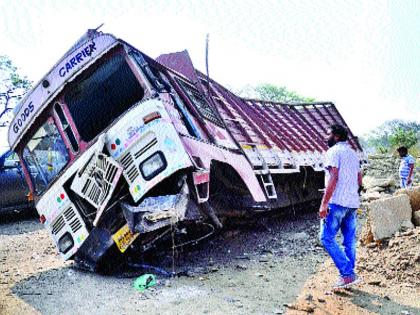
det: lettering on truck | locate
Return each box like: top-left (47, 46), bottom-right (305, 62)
top-left (12, 102), bottom-right (35, 134)
top-left (58, 42), bottom-right (97, 77)
top-left (8, 34), bottom-right (117, 148)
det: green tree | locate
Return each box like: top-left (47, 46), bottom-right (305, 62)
top-left (362, 119), bottom-right (420, 153)
top-left (236, 83), bottom-right (315, 103)
top-left (0, 55), bottom-right (32, 128)
top-left (389, 127), bottom-right (418, 149)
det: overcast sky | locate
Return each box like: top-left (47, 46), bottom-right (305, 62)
top-left (1, 0), bottom-right (419, 152)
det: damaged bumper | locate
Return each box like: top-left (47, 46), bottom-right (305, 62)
top-left (74, 181), bottom-right (201, 272)
top-left (121, 192), bottom-right (189, 234)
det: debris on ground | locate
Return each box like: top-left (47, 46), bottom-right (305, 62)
top-left (288, 224), bottom-right (420, 315)
top-left (133, 274), bottom-right (157, 292)
top-left (359, 227), bottom-right (420, 287)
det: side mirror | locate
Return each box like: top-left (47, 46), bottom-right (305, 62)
top-left (3, 159), bottom-right (20, 169)
top-left (0, 151), bottom-right (22, 171)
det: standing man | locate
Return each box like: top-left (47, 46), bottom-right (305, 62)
top-left (319, 124), bottom-right (362, 289)
top-left (397, 146), bottom-right (415, 188)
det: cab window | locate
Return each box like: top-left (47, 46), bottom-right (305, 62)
top-left (64, 53), bottom-right (144, 142)
top-left (22, 119), bottom-right (69, 194)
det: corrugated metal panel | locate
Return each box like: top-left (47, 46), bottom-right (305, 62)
top-left (156, 51), bottom-right (363, 171)
top-left (202, 78), bottom-right (347, 155)
top-left (291, 103), bottom-right (362, 151)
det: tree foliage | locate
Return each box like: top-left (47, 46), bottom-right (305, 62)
top-left (362, 119), bottom-right (420, 153)
top-left (389, 127), bottom-right (418, 149)
top-left (0, 56), bottom-right (32, 128)
top-left (236, 83), bottom-right (315, 103)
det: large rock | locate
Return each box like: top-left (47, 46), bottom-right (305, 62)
top-left (369, 186), bottom-right (385, 193)
top-left (361, 192), bottom-right (382, 202)
top-left (413, 211), bottom-right (420, 226)
top-left (368, 194), bottom-right (414, 240)
top-left (363, 176), bottom-right (396, 190)
top-left (395, 186), bottom-right (420, 211)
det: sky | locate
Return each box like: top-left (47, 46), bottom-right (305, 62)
top-left (0, 0), bottom-right (419, 152)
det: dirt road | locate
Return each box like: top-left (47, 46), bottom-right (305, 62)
top-left (1, 211), bottom-right (419, 315)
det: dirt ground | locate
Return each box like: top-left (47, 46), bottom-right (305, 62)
top-left (0, 210), bottom-right (419, 315)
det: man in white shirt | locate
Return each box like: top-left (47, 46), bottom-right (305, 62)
top-left (319, 124), bottom-right (362, 289)
top-left (397, 146), bottom-right (415, 188)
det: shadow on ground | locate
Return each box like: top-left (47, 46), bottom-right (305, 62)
top-left (11, 212), bottom-right (327, 315)
top-left (349, 288), bottom-right (420, 315)
top-left (0, 209), bottom-right (40, 236)
top-left (12, 266), bottom-right (136, 314)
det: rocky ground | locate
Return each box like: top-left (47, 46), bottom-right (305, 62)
top-left (361, 154), bottom-right (420, 206)
top-left (359, 229), bottom-right (420, 288)
top-left (1, 208), bottom-right (419, 315)
top-left (288, 225), bottom-right (420, 315)
top-left (364, 154), bottom-right (420, 185)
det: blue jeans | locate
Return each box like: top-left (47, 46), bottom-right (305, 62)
top-left (320, 203), bottom-right (357, 277)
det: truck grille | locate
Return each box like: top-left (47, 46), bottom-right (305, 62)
top-left (51, 206), bottom-right (83, 236)
top-left (120, 152), bottom-right (140, 184)
top-left (119, 136), bottom-right (158, 185)
top-left (51, 216), bottom-right (65, 235)
top-left (69, 218), bottom-right (82, 233)
top-left (63, 207), bottom-right (76, 221)
top-left (134, 138), bottom-right (157, 159)
top-left (71, 153), bottom-right (123, 209)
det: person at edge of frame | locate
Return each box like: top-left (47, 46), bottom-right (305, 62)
top-left (319, 124), bottom-right (363, 289)
top-left (397, 146), bottom-right (415, 189)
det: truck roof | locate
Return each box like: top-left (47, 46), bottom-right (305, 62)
top-left (156, 51), bottom-right (363, 155)
top-left (9, 30), bottom-right (362, 158)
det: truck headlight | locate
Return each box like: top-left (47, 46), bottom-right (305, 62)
top-left (58, 232), bottom-right (74, 254)
top-left (140, 152), bottom-right (167, 180)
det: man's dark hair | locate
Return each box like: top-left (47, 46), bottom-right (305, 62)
top-left (397, 146), bottom-right (408, 156)
top-left (330, 124), bottom-right (348, 141)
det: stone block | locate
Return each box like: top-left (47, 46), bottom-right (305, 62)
top-left (361, 192), bottom-right (381, 202)
top-left (368, 194), bottom-right (414, 240)
top-left (363, 176), bottom-right (396, 190)
top-left (369, 186), bottom-right (385, 193)
top-left (413, 211), bottom-right (420, 226)
top-left (395, 186), bottom-right (420, 211)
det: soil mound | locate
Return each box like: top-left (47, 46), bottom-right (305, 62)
top-left (358, 227), bottom-right (420, 287)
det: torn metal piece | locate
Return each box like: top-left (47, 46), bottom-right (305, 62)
top-left (121, 192), bottom-right (189, 233)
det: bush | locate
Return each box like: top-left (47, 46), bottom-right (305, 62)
top-left (389, 127), bottom-right (418, 149)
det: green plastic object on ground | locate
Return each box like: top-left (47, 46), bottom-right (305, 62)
top-left (133, 274), bottom-right (157, 292)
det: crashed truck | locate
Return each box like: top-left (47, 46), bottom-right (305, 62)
top-left (8, 30), bottom-right (364, 272)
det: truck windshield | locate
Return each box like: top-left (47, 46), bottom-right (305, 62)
top-left (64, 53), bottom-right (144, 142)
top-left (22, 119), bottom-right (69, 194)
